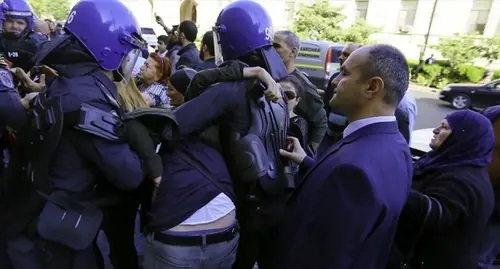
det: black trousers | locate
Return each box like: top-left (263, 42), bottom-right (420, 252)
top-left (7, 235), bottom-right (100, 269)
top-left (232, 224), bottom-right (281, 269)
top-left (101, 199), bottom-right (141, 269)
top-left (231, 194), bottom-right (287, 269)
top-left (0, 241), bottom-right (13, 269)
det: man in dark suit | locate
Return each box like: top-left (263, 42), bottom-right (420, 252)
top-left (278, 44), bottom-right (413, 269)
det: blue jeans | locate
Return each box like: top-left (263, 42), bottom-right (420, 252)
top-left (478, 222), bottom-right (500, 268)
top-left (143, 231), bottom-right (238, 269)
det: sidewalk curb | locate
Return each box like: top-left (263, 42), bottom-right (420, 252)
top-left (409, 84), bottom-right (439, 95)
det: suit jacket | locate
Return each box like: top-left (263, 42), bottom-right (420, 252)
top-left (277, 121), bottom-right (413, 269)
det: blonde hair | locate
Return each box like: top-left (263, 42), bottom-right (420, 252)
top-left (116, 77), bottom-right (149, 112)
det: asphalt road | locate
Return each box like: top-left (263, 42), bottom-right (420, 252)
top-left (409, 87), bottom-right (455, 130)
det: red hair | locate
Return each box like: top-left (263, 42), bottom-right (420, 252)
top-left (149, 52), bottom-right (172, 84)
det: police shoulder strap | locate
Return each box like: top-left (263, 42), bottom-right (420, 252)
top-left (89, 70), bottom-right (122, 114)
top-left (174, 147), bottom-right (234, 202)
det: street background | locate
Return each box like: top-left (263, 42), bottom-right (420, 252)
top-left (410, 85), bottom-right (452, 130)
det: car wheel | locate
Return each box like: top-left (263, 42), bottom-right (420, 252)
top-left (451, 94), bottom-right (471, 109)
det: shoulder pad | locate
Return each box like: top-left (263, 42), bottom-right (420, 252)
top-left (65, 103), bottom-right (122, 142)
top-left (0, 68), bottom-right (14, 88)
top-left (123, 107), bottom-right (179, 140)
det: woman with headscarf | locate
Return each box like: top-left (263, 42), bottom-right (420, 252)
top-left (389, 110), bottom-right (495, 269)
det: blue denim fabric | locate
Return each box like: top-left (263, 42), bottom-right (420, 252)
top-left (143, 231), bottom-right (238, 269)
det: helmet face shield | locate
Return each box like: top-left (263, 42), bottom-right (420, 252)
top-left (212, 26), bottom-right (224, 66)
top-left (214, 0), bottom-right (274, 61)
top-left (120, 48), bottom-right (141, 83)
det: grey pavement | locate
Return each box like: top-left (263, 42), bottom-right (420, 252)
top-left (408, 85), bottom-right (454, 130)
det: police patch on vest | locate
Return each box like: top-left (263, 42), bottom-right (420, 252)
top-left (0, 69), bottom-right (14, 88)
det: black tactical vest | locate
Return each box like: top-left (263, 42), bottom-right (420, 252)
top-left (0, 33), bottom-right (40, 72)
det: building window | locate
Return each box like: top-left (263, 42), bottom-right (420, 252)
top-left (285, 1), bottom-right (296, 23)
top-left (355, 0), bottom-right (369, 20)
top-left (396, 0), bottom-right (418, 33)
top-left (398, 1), bottom-right (418, 26)
top-left (467, 0), bottom-right (493, 34)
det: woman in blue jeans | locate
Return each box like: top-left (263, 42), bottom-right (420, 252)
top-left (143, 68), bottom-right (239, 269)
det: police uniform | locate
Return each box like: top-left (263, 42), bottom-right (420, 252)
top-left (0, 55), bottom-right (26, 269)
top-left (0, 59), bottom-right (27, 129)
top-left (1, 0), bottom-right (151, 268)
top-left (2, 38), bottom-right (145, 269)
top-left (161, 2), bottom-right (292, 268)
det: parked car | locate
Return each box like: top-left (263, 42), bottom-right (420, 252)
top-left (439, 79), bottom-right (500, 109)
top-left (295, 40), bottom-right (344, 90)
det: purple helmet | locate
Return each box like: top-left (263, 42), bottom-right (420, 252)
top-left (64, 0), bottom-right (145, 79)
top-left (2, 0), bottom-right (35, 35)
top-left (0, 1), bottom-right (7, 23)
top-left (214, 0), bottom-right (274, 62)
top-left (213, 0), bottom-right (287, 80)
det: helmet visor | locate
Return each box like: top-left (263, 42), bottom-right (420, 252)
top-left (120, 48), bottom-right (141, 83)
top-left (212, 26), bottom-right (224, 67)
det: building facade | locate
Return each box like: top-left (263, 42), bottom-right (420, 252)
top-left (69, 0), bottom-right (500, 60)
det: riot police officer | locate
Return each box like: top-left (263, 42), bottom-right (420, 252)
top-left (2, 0), bottom-right (147, 268)
top-left (0, 3), bottom-right (40, 265)
top-left (162, 1), bottom-right (290, 268)
top-left (0, 0), bottom-right (47, 72)
top-left (0, 49), bottom-right (36, 269)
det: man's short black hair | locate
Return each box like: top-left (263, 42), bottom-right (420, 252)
top-left (363, 44), bottom-right (409, 105)
top-left (168, 25), bottom-right (179, 35)
top-left (157, 35), bottom-right (169, 45)
top-left (280, 75), bottom-right (304, 99)
top-left (178, 20), bottom-right (198, 42)
top-left (201, 31), bottom-right (214, 56)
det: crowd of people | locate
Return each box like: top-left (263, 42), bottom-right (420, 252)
top-left (0, 0), bottom-right (498, 269)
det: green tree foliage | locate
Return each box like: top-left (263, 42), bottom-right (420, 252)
top-left (28, 0), bottom-right (70, 20)
top-left (292, 0), bottom-right (378, 44)
top-left (433, 34), bottom-right (480, 68)
top-left (339, 19), bottom-right (379, 44)
top-left (292, 1), bottom-right (345, 41)
top-left (477, 35), bottom-right (500, 65)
